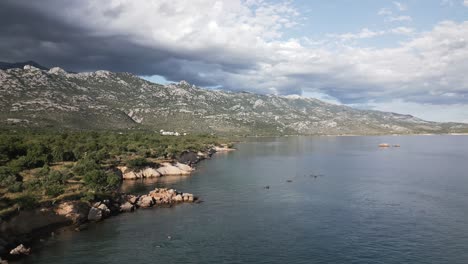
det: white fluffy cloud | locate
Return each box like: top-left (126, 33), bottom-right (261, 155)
top-left (393, 1), bottom-right (408, 11)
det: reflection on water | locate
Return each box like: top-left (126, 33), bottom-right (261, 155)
top-left (120, 175), bottom-right (192, 194)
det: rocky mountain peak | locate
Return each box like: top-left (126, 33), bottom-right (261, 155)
top-left (48, 67), bottom-right (67, 75)
top-left (178, 80), bottom-right (190, 86)
top-left (23, 65), bottom-right (41, 71)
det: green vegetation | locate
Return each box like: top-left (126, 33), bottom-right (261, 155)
top-left (0, 129), bottom-right (223, 215)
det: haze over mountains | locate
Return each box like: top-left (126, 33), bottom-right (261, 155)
top-left (1, 62), bottom-right (467, 135)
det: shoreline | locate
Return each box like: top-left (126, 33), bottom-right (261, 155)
top-left (241, 133), bottom-right (468, 138)
top-left (0, 145), bottom-right (235, 263)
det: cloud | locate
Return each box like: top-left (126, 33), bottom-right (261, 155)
top-left (355, 100), bottom-right (468, 123)
top-left (390, 27), bottom-right (415, 35)
top-left (393, 1), bottom-right (408, 11)
top-left (0, 1), bottom-right (467, 121)
top-left (378, 8), bottom-right (392, 16)
top-left (328, 28), bottom-right (386, 41)
top-left (387, 15), bottom-right (413, 22)
top-left (464, 0), bottom-right (468, 6)
top-left (329, 27), bottom-right (414, 42)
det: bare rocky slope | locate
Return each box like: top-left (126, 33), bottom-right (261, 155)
top-left (1, 64), bottom-right (467, 135)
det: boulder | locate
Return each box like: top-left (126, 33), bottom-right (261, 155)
top-left (128, 195), bottom-right (139, 204)
top-left (118, 166), bottom-right (161, 179)
top-left (97, 204), bottom-right (111, 218)
top-left (177, 150), bottom-right (200, 164)
top-left (197, 151), bottom-right (208, 160)
top-left (120, 202), bottom-right (135, 213)
top-left (137, 195), bottom-right (154, 208)
top-left (174, 194), bottom-right (183, 202)
top-left (174, 162), bottom-right (194, 172)
top-left (87, 207), bottom-right (103, 222)
top-left (54, 201), bottom-right (90, 224)
top-left (157, 163), bottom-right (191, 176)
top-left (9, 244), bottom-right (30, 256)
top-left (118, 166), bottom-right (139, 180)
top-left (140, 167), bottom-right (161, 178)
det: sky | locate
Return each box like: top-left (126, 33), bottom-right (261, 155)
top-left (0, 0), bottom-right (467, 122)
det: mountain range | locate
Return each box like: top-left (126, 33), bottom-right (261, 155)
top-left (1, 62), bottom-right (467, 135)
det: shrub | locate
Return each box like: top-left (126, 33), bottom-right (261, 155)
top-left (44, 183), bottom-right (65, 197)
top-left (126, 157), bottom-right (150, 169)
top-left (0, 166), bottom-right (23, 192)
top-left (73, 158), bottom-right (100, 176)
top-left (106, 171), bottom-right (121, 187)
top-left (83, 169), bottom-right (107, 190)
top-left (15, 193), bottom-right (39, 210)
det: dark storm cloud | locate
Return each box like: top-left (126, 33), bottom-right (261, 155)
top-left (0, 0), bottom-right (252, 88)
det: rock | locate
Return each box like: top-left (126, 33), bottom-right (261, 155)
top-left (9, 244), bottom-right (30, 256)
top-left (174, 162), bottom-right (194, 172)
top-left (156, 163), bottom-right (191, 176)
top-left (177, 151), bottom-right (200, 164)
top-left (174, 194), bottom-right (183, 202)
top-left (118, 166), bottom-right (138, 180)
top-left (54, 201), bottom-right (90, 224)
top-left (393, 144), bottom-right (401, 147)
top-left (87, 207), bottom-right (103, 221)
top-left (0, 257), bottom-right (7, 264)
top-left (137, 195), bottom-right (154, 208)
top-left (23, 65), bottom-right (39, 71)
top-left (140, 167), bottom-right (161, 178)
top-left (118, 166), bottom-right (161, 179)
top-left (120, 202), bottom-right (135, 213)
top-left (97, 204), bottom-right (111, 218)
top-left (48, 67), bottom-right (67, 75)
top-left (129, 195), bottom-right (139, 204)
top-left (213, 145), bottom-right (235, 152)
top-left (197, 151), bottom-right (208, 159)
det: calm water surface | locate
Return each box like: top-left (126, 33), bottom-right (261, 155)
top-left (21, 136), bottom-right (468, 264)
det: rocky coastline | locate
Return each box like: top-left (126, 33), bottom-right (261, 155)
top-left (0, 144), bottom-right (235, 263)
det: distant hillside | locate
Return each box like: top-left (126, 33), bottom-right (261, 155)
top-left (0, 64), bottom-right (467, 135)
top-left (0, 61), bottom-right (48, 70)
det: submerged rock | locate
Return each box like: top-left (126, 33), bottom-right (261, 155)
top-left (9, 244), bottom-right (30, 256)
top-left (120, 202), bottom-right (135, 213)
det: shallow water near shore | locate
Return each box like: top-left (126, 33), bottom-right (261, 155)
top-left (18, 136), bottom-right (468, 264)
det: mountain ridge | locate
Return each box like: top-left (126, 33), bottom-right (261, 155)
top-left (0, 60), bottom-right (48, 71)
top-left (0, 64), bottom-right (467, 135)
